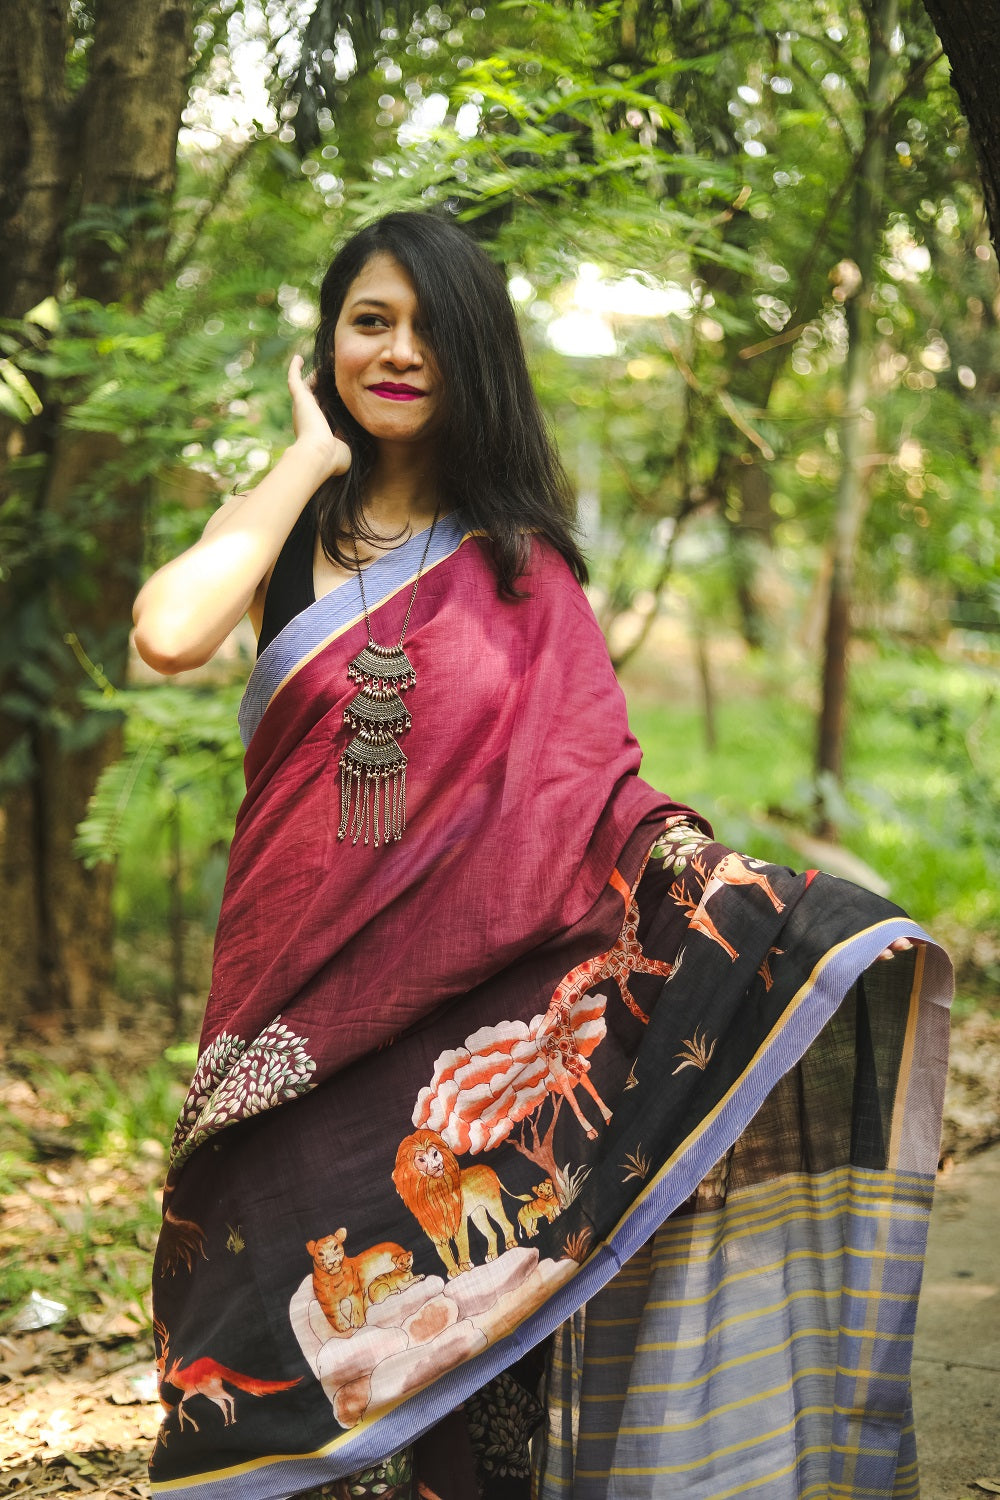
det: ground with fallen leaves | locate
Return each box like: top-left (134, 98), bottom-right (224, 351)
top-left (1, 1011), bottom-right (998, 1499)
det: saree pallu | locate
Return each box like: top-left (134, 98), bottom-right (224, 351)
top-left (150, 518), bottom-right (951, 1500)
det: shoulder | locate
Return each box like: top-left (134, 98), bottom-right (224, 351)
top-left (522, 535), bottom-right (594, 610)
top-left (455, 530), bottom-right (594, 622)
top-left (201, 491), bottom-right (245, 538)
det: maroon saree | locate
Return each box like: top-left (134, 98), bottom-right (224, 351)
top-left (151, 519), bottom-right (951, 1500)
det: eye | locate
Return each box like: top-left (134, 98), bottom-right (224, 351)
top-left (354, 314), bottom-right (387, 329)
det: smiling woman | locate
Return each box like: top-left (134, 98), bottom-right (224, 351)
top-left (135, 212), bottom-right (951, 1500)
top-left (333, 256), bottom-right (443, 431)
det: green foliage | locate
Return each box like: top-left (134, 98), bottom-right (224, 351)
top-left (626, 640), bottom-right (1000, 968)
top-left (4, 0), bottom-right (997, 1006)
top-left (17, 1055), bottom-right (186, 1159)
top-left (75, 678), bottom-right (245, 870)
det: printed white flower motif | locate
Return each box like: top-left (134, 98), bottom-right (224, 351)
top-left (173, 1031), bottom-right (244, 1138)
top-left (650, 818), bottom-right (711, 874)
top-left (169, 1017), bottom-right (316, 1169)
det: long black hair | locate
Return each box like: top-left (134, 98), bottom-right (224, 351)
top-left (311, 211), bottom-right (587, 593)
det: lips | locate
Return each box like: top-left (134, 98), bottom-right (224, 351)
top-left (368, 383), bottom-right (426, 401)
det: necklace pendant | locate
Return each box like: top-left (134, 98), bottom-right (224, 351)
top-left (338, 733), bottom-right (408, 847)
top-left (343, 683), bottom-right (412, 737)
top-left (348, 641), bottom-right (416, 692)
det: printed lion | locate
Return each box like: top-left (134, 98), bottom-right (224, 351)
top-left (392, 1129), bottom-right (517, 1278)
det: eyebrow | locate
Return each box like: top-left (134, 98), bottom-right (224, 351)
top-left (348, 297), bottom-right (392, 311)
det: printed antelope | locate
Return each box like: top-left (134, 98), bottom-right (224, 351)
top-left (671, 850), bottom-right (786, 961)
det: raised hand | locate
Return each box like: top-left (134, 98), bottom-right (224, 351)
top-left (288, 354), bottom-right (352, 479)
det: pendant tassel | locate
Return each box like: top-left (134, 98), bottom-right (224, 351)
top-left (338, 735), bottom-right (408, 847)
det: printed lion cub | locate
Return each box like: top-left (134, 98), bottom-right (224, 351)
top-left (517, 1178), bottom-right (561, 1238)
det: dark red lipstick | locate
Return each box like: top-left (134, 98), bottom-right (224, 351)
top-left (369, 382), bottom-right (425, 401)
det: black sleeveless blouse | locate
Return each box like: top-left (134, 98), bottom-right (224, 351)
top-left (257, 502), bottom-right (317, 657)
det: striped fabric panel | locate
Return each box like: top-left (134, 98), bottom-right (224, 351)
top-left (539, 1166), bottom-right (933, 1500)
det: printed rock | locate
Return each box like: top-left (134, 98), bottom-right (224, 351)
top-left (289, 1248), bottom-right (576, 1427)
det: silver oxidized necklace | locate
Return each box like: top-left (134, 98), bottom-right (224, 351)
top-left (337, 511), bottom-right (439, 848)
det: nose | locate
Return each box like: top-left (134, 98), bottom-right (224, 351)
top-left (381, 320), bottom-right (423, 369)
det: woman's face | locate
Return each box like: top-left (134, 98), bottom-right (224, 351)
top-left (332, 252), bottom-right (443, 446)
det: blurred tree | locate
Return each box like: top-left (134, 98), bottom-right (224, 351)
top-left (922, 0), bottom-right (1000, 252)
top-left (0, 0), bottom-right (191, 1029)
top-left (815, 0), bottom-right (898, 830)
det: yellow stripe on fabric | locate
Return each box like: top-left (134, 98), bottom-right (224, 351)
top-left (637, 1204), bottom-right (928, 1275)
top-left (575, 1361), bottom-right (908, 1440)
top-left (841, 1152), bottom-right (897, 1495)
top-left (575, 1410), bottom-right (806, 1475)
top-left (635, 1163), bottom-right (932, 1249)
top-left (574, 1312), bottom-right (915, 1373)
top-left (576, 1407), bottom-right (901, 1478)
top-left (605, 1242), bottom-right (847, 1302)
top-left (645, 1179), bottom-right (930, 1245)
top-left (626, 1171), bottom-right (932, 1271)
top-left (672, 1458), bottom-right (798, 1500)
top-left (828, 1483), bottom-right (919, 1499)
top-left (261, 528), bottom-right (478, 719)
top-left (579, 1339), bottom-right (910, 1405)
top-left (598, 1239), bottom-right (924, 1317)
top-left (887, 943), bottom-right (926, 1169)
top-left (794, 1461), bottom-right (918, 1499)
top-left (633, 1281), bottom-right (917, 1354)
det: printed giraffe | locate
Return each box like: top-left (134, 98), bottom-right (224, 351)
top-left (672, 850), bottom-right (786, 962)
top-left (534, 995), bottom-right (615, 1140)
top-left (548, 850), bottom-right (673, 1028)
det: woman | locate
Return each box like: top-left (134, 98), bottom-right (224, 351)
top-left (134, 212), bottom-right (951, 1500)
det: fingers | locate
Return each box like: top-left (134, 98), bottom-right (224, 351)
top-left (874, 937), bottom-right (917, 962)
top-left (288, 352), bottom-right (319, 393)
top-left (286, 355), bottom-right (350, 476)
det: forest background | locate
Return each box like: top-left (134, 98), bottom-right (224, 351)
top-left (0, 0), bottom-right (999, 1463)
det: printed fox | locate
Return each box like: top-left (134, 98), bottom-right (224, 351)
top-left (155, 1318), bottom-right (301, 1431)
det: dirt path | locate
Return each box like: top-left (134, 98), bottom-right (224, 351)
top-left (0, 1335), bottom-right (157, 1498)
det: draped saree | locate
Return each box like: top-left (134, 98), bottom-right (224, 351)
top-left (150, 516), bottom-right (952, 1500)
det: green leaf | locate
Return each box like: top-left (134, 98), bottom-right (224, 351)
top-left (24, 297), bottom-right (60, 331)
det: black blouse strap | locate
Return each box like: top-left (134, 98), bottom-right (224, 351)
top-left (256, 501), bottom-right (317, 657)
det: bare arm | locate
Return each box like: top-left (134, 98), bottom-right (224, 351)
top-left (133, 357), bottom-right (350, 675)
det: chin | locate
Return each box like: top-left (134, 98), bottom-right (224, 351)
top-left (345, 400), bottom-right (437, 443)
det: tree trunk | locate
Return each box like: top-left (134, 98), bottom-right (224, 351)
top-left (0, 0), bottom-right (192, 1033)
top-left (814, 0), bottom-right (897, 835)
top-left (922, 0), bottom-right (1000, 255)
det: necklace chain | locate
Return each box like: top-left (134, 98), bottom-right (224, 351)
top-left (351, 510), bottom-right (440, 649)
